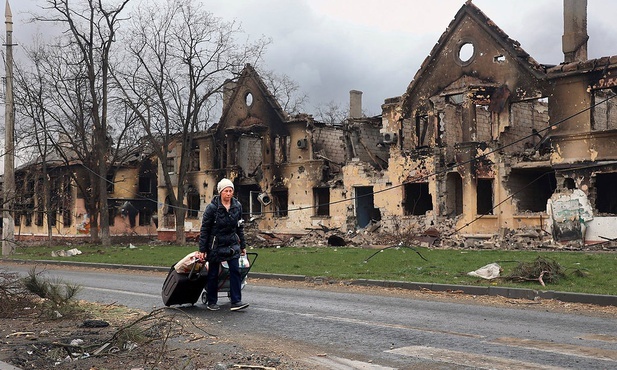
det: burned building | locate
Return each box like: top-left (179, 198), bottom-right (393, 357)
top-left (159, 0), bottom-right (617, 247)
top-left (359, 0), bottom-right (617, 246)
top-left (156, 64), bottom-right (388, 241)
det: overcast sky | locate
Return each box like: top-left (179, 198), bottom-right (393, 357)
top-left (7, 0), bottom-right (617, 117)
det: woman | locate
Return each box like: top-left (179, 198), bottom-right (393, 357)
top-left (197, 178), bottom-right (248, 311)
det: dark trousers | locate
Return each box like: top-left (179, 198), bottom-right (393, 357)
top-left (206, 257), bottom-right (242, 304)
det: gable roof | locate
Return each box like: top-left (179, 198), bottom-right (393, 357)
top-left (217, 64), bottom-right (288, 132)
top-left (401, 1), bottom-right (547, 115)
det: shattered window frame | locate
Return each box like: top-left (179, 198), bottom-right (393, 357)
top-left (186, 192), bottom-right (200, 219)
top-left (106, 172), bottom-right (115, 193)
top-left (403, 182), bottom-right (433, 216)
top-left (415, 113), bottom-right (430, 148)
top-left (139, 208), bottom-right (153, 226)
top-left (189, 144), bottom-right (200, 172)
top-left (591, 89), bottom-right (617, 131)
top-left (272, 189), bottom-right (289, 217)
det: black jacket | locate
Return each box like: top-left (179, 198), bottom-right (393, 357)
top-left (198, 195), bottom-right (246, 259)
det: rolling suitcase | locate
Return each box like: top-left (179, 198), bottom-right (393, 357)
top-left (162, 260), bottom-right (207, 306)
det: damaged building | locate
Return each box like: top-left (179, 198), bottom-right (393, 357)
top-left (157, 65), bottom-right (389, 241)
top-left (159, 0), bottom-right (617, 248)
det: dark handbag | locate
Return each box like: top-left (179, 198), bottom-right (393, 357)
top-left (209, 234), bottom-right (237, 261)
top-left (217, 246), bottom-right (234, 258)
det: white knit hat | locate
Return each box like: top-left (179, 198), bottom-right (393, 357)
top-left (217, 178), bottom-right (234, 193)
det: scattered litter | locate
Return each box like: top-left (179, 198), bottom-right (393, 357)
top-left (51, 248), bottom-right (82, 257)
top-left (7, 332), bottom-right (35, 338)
top-left (468, 263), bottom-right (502, 279)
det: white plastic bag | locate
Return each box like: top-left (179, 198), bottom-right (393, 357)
top-left (467, 263), bottom-right (501, 279)
top-left (239, 254), bottom-right (250, 268)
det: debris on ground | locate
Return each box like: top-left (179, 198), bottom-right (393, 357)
top-left (468, 263), bottom-right (502, 279)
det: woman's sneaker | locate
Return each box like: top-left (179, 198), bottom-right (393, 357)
top-left (230, 301), bottom-right (249, 311)
top-left (206, 303), bottom-right (220, 311)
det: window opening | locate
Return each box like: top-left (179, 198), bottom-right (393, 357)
top-left (403, 183), bottom-right (433, 215)
top-left (139, 176), bottom-right (152, 194)
top-left (457, 41), bottom-right (475, 64)
top-left (595, 173), bottom-right (617, 214)
top-left (477, 179), bottom-right (494, 215)
top-left (445, 172), bottom-right (463, 217)
top-left (245, 92), bottom-right (253, 106)
top-left (592, 89), bottom-right (617, 130)
top-left (272, 189), bottom-right (289, 217)
top-left (106, 173), bottom-right (115, 193)
top-left (507, 169), bottom-right (556, 212)
top-left (189, 144), bottom-right (200, 171)
top-left (166, 157), bottom-right (175, 174)
top-left (248, 191), bottom-right (263, 218)
top-left (139, 208), bottom-right (153, 226)
top-left (415, 114), bottom-right (429, 148)
top-left (187, 192), bottom-right (200, 219)
top-left (314, 187), bottom-right (330, 216)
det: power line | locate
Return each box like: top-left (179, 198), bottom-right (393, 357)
top-left (15, 92), bottom-right (616, 223)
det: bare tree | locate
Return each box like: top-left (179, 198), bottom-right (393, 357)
top-left (12, 40), bottom-right (56, 242)
top-left (114, 0), bottom-right (268, 244)
top-left (314, 100), bottom-right (348, 124)
top-left (27, 0), bottom-right (131, 245)
top-left (258, 68), bottom-right (308, 116)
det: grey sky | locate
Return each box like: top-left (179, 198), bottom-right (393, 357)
top-left (6, 0), bottom-right (617, 117)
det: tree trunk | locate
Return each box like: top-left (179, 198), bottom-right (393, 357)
top-left (175, 210), bottom-right (187, 244)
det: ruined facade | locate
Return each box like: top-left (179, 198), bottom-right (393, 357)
top-left (6, 155), bottom-right (158, 241)
top-left (156, 0), bottom-right (617, 247)
top-left (157, 65), bottom-right (388, 240)
top-left (7, 1), bottom-right (614, 247)
top-left (355, 0), bottom-right (617, 246)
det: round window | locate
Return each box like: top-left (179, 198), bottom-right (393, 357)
top-left (245, 92), bottom-right (253, 106)
top-left (457, 41), bottom-right (475, 65)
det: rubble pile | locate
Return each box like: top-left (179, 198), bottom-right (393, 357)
top-left (243, 219), bottom-right (617, 252)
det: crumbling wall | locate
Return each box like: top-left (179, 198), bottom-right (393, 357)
top-left (312, 125), bottom-right (346, 169)
top-left (592, 89), bottom-right (617, 130)
top-left (237, 136), bottom-right (262, 177)
top-left (348, 121), bottom-right (389, 169)
top-left (502, 99), bottom-right (550, 154)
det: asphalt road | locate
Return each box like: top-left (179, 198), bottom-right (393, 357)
top-left (2, 263), bottom-right (617, 369)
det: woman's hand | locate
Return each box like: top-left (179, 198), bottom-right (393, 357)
top-left (197, 252), bottom-right (206, 261)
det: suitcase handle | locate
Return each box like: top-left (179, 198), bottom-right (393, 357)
top-left (187, 258), bottom-right (204, 280)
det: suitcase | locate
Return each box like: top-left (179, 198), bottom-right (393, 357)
top-left (162, 262), bottom-right (207, 306)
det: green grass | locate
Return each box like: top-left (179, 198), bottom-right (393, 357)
top-left (4, 244), bottom-right (617, 296)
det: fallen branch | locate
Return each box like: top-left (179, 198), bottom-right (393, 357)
top-left (232, 364), bottom-right (277, 370)
top-left (364, 244), bottom-right (428, 263)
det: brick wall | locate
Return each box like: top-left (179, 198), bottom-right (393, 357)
top-left (237, 137), bottom-right (262, 175)
top-left (592, 90), bottom-right (617, 130)
top-left (502, 100), bottom-right (549, 153)
top-left (313, 126), bottom-right (346, 165)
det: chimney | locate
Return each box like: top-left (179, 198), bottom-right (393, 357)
top-left (349, 90), bottom-right (363, 119)
top-left (562, 0), bottom-right (588, 63)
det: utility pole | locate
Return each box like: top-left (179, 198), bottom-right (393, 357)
top-left (2, 0), bottom-right (15, 256)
